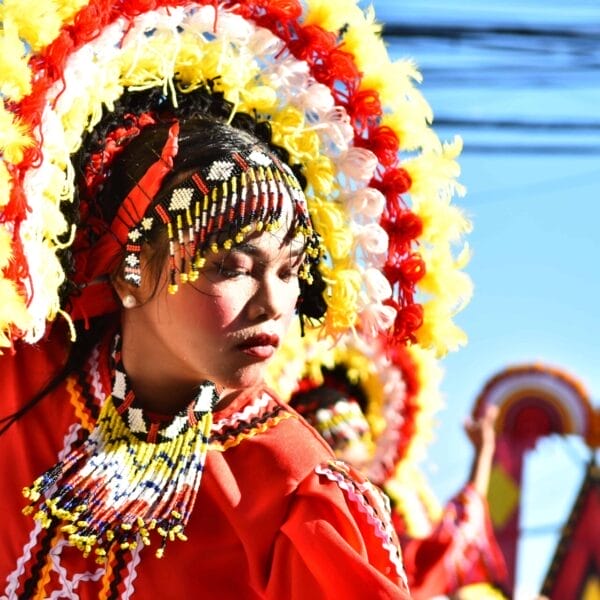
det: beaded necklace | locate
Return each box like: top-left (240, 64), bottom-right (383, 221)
top-left (23, 334), bottom-right (219, 561)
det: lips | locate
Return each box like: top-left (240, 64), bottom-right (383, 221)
top-left (237, 333), bottom-right (280, 359)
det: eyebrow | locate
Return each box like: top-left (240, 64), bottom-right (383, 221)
top-left (230, 241), bottom-right (305, 259)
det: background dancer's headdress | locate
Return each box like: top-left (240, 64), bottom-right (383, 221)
top-left (270, 326), bottom-right (447, 536)
top-left (0, 0), bottom-right (471, 357)
top-left (272, 328), bottom-right (442, 484)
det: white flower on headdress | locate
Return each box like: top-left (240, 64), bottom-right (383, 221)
top-left (266, 55), bottom-right (310, 95)
top-left (316, 107), bottom-right (354, 152)
top-left (342, 187), bottom-right (386, 220)
top-left (126, 5), bottom-right (186, 41)
top-left (337, 148), bottom-right (378, 183)
top-left (353, 223), bottom-right (388, 259)
top-left (248, 27), bottom-right (285, 58)
top-left (364, 267), bottom-right (393, 302)
top-left (297, 83), bottom-right (335, 114)
top-left (211, 8), bottom-right (254, 44)
top-left (359, 302), bottom-right (397, 339)
top-left (381, 367), bottom-right (406, 403)
top-left (357, 268), bottom-right (396, 338)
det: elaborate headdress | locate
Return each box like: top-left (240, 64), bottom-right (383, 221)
top-left (0, 0), bottom-right (471, 355)
top-left (1, 0), bottom-right (472, 560)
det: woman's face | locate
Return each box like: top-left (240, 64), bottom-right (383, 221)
top-left (119, 205), bottom-right (306, 401)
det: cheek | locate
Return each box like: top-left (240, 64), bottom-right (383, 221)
top-left (181, 288), bottom-right (245, 335)
top-left (283, 283), bottom-right (300, 322)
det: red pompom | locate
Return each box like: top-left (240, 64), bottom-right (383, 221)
top-left (356, 125), bottom-right (399, 168)
top-left (377, 166), bottom-right (412, 198)
top-left (348, 89), bottom-right (382, 133)
top-left (291, 25), bottom-right (337, 61)
top-left (385, 301), bottom-right (424, 344)
top-left (382, 210), bottom-right (423, 253)
top-left (384, 253), bottom-right (425, 290)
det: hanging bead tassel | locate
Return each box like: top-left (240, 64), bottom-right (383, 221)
top-left (23, 375), bottom-right (218, 561)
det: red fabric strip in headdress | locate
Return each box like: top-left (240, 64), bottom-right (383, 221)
top-left (69, 122), bottom-right (180, 323)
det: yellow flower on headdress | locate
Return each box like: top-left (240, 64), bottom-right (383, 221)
top-left (0, 103), bottom-right (33, 165)
top-left (382, 97), bottom-right (439, 153)
top-left (56, 0), bottom-right (88, 23)
top-left (303, 155), bottom-right (336, 197)
top-left (0, 280), bottom-right (32, 349)
top-left (417, 298), bottom-right (469, 356)
top-left (0, 162), bottom-right (12, 208)
top-left (304, 0), bottom-right (365, 33)
top-left (270, 106), bottom-right (321, 162)
top-left (322, 266), bottom-right (362, 332)
top-left (404, 136), bottom-right (465, 202)
top-left (340, 5), bottom-right (388, 75)
top-left (0, 0), bottom-right (63, 52)
top-left (239, 85), bottom-right (278, 112)
top-left (0, 21), bottom-right (31, 101)
top-left (309, 200), bottom-right (353, 260)
top-left (419, 244), bottom-right (473, 309)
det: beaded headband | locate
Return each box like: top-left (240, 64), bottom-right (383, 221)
top-left (121, 142), bottom-right (318, 294)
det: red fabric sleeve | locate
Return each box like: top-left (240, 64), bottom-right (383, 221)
top-left (403, 484), bottom-right (507, 599)
top-left (265, 461), bottom-right (411, 600)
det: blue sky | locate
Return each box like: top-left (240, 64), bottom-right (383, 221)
top-left (369, 0), bottom-right (600, 597)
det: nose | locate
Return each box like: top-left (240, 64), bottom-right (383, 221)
top-left (247, 273), bottom-right (294, 322)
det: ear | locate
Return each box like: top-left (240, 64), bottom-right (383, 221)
top-left (110, 270), bottom-right (144, 308)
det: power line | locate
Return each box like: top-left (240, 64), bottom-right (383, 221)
top-left (460, 144), bottom-right (600, 155)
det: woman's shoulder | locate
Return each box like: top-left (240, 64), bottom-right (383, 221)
top-left (209, 387), bottom-right (336, 475)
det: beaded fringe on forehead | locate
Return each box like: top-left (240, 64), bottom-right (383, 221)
top-left (123, 144), bottom-right (319, 294)
top-left (22, 337), bottom-right (219, 561)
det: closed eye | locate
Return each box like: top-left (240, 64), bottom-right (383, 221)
top-left (217, 266), bottom-right (251, 279)
top-left (279, 263), bottom-right (302, 282)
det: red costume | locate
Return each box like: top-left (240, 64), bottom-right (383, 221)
top-left (1, 332), bottom-right (410, 599)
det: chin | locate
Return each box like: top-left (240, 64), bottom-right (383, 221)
top-left (219, 364), bottom-right (267, 392)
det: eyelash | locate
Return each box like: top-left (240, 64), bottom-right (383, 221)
top-left (218, 267), bottom-right (250, 279)
top-left (217, 264), bottom-right (301, 281)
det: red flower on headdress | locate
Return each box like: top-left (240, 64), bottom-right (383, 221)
top-left (356, 126), bottom-right (399, 168)
top-left (121, 0), bottom-right (162, 17)
top-left (348, 90), bottom-right (382, 133)
top-left (239, 0), bottom-right (303, 24)
top-left (291, 24), bottom-right (337, 62)
top-left (385, 301), bottom-right (424, 344)
top-left (384, 253), bottom-right (425, 291)
top-left (319, 49), bottom-right (360, 99)
top-left (381, 209), bottom-right (423, 255)
top-left (375, 166), bottom-right (412, 199)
